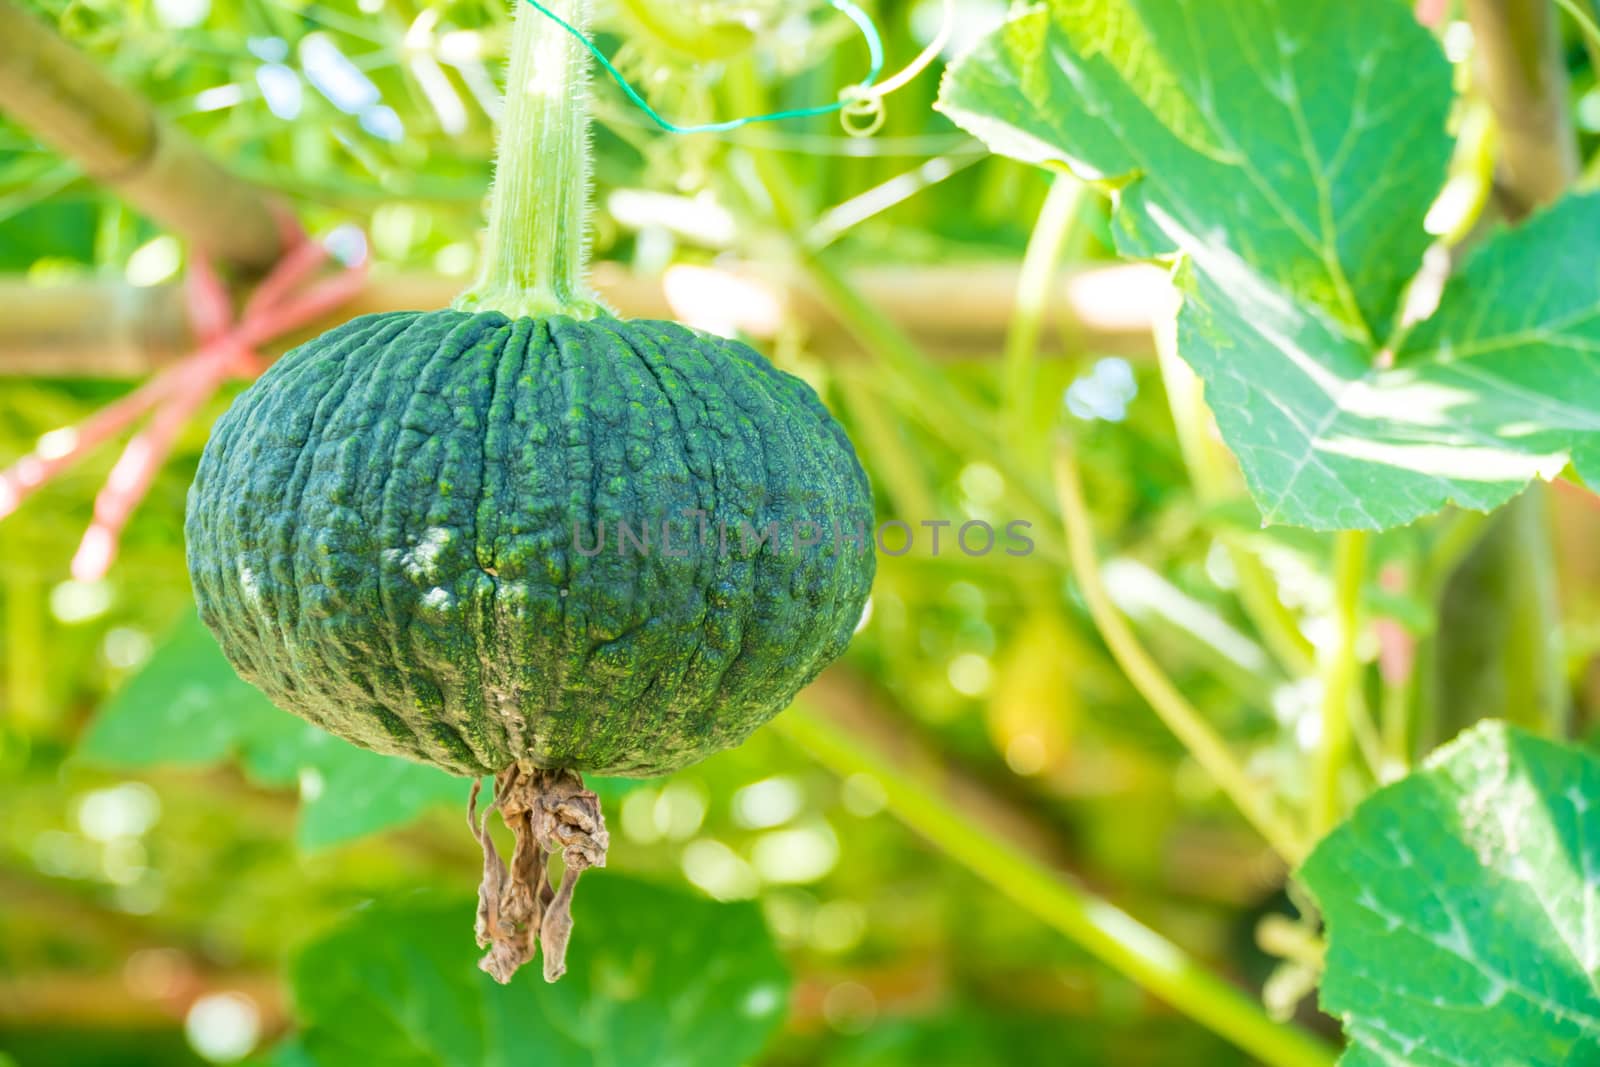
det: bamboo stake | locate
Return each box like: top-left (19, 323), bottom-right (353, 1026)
top-left (1464, 0), bottom-right (1580, 215)
top-left (0, 0), bottom-right (284, 273)
top-left (0, 261), bottom-right (1163, 377)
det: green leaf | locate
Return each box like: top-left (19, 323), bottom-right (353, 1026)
top-left (286, 733), bottom-right (466, 851)
top-left (1179, 198), bottom-right (1600, 528)
top-left (939, 0), bottom-right (1600, 530)
top-left (288, 878), bottom-right (790, 1067)
top-left (78, 610), bottom-right (302, 766)
top-left (78, 613), bottom-right (464, 849)
top-left (1394, 197), bottom-right (1600, 495)
top-left (0, 197), bottom-right (99, 271)
top-left (939, 0), bottom-right (1450, 340)
top-left (1301, 721), bottom-right (1600, 1065)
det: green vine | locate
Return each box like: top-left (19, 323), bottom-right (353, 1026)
top-left (1312, 530), bottom-right (1367, 837)
top-left (776, 707), bottom-right (1337, 1067)
top-left (1054, 438), bottom-right (1309, 866)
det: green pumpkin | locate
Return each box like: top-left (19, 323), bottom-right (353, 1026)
top-left (186, 0), bottom-right (877, 984)
top-left (185, 309), bottom-right (875, 779)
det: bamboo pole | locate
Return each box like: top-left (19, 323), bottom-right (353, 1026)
top-left (0, 0), bottom-right (285, 273)
top-left (1464, 0), bottom-right (1580, 215)
top-left (0, 260), bottom-right (1163, 376)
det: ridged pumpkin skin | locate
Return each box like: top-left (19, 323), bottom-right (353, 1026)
top-left (185, 310), bottom-right (875, 777)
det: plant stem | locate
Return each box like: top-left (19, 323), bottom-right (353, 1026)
top-left (1311, 531), bottom-right (1367, 838)
top-left (774, 707), bottom-right (1336, 1067)
top-left (1054, 440), bottom-right (1308, 866)
top-left (1155, 325), bottom-right (1386, 778)
top-left (1002, 173), bottom-right (1085, 443)
top-left (456, 0), bottom-right (605, 319)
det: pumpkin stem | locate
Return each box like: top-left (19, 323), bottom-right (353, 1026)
top-left (469, 765), bottom-right (609, 983)
top-left (455, 0), bottom-right (610, 320)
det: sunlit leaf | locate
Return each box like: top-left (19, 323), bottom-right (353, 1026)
top-left (1301, 721), bottom-right (1600, 1064)
top-left (1177, 199), bottom-right (1600, 529)
top-left (939, 0), bottom-right (1600, 530)
top-left (938, 0), bottom-right (1450, 338)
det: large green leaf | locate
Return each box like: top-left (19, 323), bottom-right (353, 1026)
top-left (78, 613), bottom-right (464, 849)
top-left (1393, 199), bottom-right (1600, 491)
top-left (286, 878), bottom-right (790, 1067)
top-left (1301, 722), bottom-right (1600, 1064)
top-left (938, 0), bottom-right (1600, 530)
top-left (940, 0), bottom-right (1450, 338)
top-left (1179, 197), bottom-right (1600, 528)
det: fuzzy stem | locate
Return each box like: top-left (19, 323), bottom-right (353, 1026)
top-left (456, 0), bottom-right (606, 319)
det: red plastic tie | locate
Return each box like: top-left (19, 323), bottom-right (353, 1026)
top-left (1373, 563), bottom-right (1415, 687)
top-left (1413, 0), bottom-right (1449, 27)
top-left (0, 217), bottom-right (368, 581)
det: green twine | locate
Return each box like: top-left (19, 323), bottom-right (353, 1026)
top-left (522, 0), bottom-right (887, 135)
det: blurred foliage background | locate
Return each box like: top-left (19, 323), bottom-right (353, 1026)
top-left (3, 0), bottom-right (1600, 1064)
